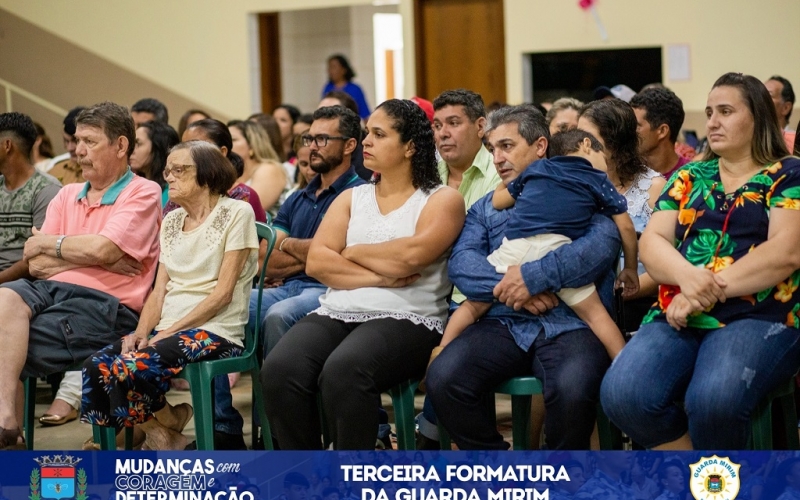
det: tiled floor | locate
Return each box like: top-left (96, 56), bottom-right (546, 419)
top-left (28, 374), bottom-right (517, 450)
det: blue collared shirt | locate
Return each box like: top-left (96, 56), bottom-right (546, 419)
top-left (448, 191), bottom-right (621, 351)
top-left (273, 166), bottom-right (364, 284)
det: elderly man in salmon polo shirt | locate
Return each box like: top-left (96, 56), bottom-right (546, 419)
top-left (0, 101), bottom-right (161, 449)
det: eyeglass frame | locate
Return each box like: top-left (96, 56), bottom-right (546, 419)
top-left (301, 134), bottom-right (350, 148)
top-left (163, 163), bottom-right (196, 180)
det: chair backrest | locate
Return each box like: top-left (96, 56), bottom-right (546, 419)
top-left (243, 222), bottom-right (277, 357)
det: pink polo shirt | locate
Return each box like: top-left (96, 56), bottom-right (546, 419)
top-left (40, 170), bottom-right (161, 312)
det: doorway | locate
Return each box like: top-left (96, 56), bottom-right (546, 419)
top-left (528, 47), bottom-right (662, 104)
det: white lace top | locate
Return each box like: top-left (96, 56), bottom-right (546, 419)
top-left (621, 168), bottom-right (660, 275)
top-left (314, 184), bottom-right (451, 333)
top-left (622, 168), bottom-right (660, 233)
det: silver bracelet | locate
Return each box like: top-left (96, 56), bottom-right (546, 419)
top-left (279, 237), bottom-right (289, 253)
top-left (55, 235), bottom-right (66, 259)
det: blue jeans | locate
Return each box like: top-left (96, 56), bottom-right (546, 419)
top-left (427, 319), bottom-right (610, 450)
top-left (601, 318), bottom-right (800, 449)
top-left (213, 280), bottom-right (327, 434)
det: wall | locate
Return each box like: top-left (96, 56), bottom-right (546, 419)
top-left (2, 0), bottom-right (799, 136)
top-left (0, 8), bottom-right (234, 153)
top-left (504, 0), bottom-right (800, 131)
top-left (0, 0), bottom-right (396, 120)
top-left (279, 4), bottom-right (398, 115)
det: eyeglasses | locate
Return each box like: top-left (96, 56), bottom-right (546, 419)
top-left (163, 164), bottom-right (195, 180)
top-left (301, 134), bottom-right (349, 147)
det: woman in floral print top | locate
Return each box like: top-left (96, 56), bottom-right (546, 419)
top-left (601, 72), bottom-right (800, 450)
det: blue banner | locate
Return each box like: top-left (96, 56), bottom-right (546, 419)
top-left (0, 451), bottom-right (795, 500)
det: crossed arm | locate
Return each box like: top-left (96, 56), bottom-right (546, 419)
top-left (25, 229), bottom-right (141, 279)
top-left (265, 231), bottom-right (311, 280)
top-left (641, 207), bottom-right (800, 328)
top-left (306, 187), bottom-right (466, 289)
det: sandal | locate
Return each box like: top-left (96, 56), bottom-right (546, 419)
top-left (0, 427), bottom-right (24, 450)
top-left (39, 408), bottom-right (79, 426)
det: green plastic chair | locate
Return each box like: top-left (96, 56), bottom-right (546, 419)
top-left (437, 376), bottom-right (543, 450)
top-left (388, 379), bottom-right (420, 450)
top-left (318, 379), bottom-right (420, 450)
top-left (749, 377), bottom-right (799, 450)
top-left (91, 221), bottom-right (277, 450)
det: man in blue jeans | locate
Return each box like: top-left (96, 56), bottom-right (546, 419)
top-left (426, 104), bottom-right (621, 449)
top-left (199, 105), bottom-right (365, 449)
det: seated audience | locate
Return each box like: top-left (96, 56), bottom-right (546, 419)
top-left (545, 98), bottom-right (583, 136)
top-left (427, 104), bottom-right (620, 450)
top-left (285, 134), bottom-right (317, 197)
top-left (262, 99), bottom-right (464, 449)
top-left (130, 120), bottom-right (180, 207)
top-left (764, 76), bottom-right (795, 151)
top-left (249, 112), bottom-right (298, 188)
top-left (294, 113), bottom-right (314, 137)
top-left (429, 129), bottom-right (637, 369)
top-left (81, 140), bottom-right (258, 450)
top-left (319, 91), bottom-right (370, 181)
top-left (131, 98), bottom-right (169, 126)
top-left (0, 101), bottom-right (161, 449)
top-left (579, 98), bottom-right (666, 330)
top-left (48, 107), bottom-right (87, 184)
top-left (214, 105), bottom-right (364, 450)
top-left (0, 113), bottom-right (61, 284)
top-left (228, 119), bottom-right (287, 217)
top-left (601, 72), bottom-right (800, 450)
top-left (273, 104), bottom-right (302, 160)
top-left (174, 119), bottom-right (267, 224)
top-left (0, 114), bottom-right (65, 427)
top-left (630, 87), bottom-right (691, 179)
top-left (31, 122), bottom-right (55, 172)
top-left (417, 88), bottom-right (500, 448)
top-left (177, 109), bottom-right (211, 138)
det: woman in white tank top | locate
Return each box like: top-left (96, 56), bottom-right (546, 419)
top-left (262, 99), bottom-right (466, 450)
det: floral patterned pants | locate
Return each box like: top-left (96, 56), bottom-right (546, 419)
top-left (80, 329), bottom-right (242, 429)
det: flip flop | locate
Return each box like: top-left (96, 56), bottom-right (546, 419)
top-left (39, 408), bottom-right (79, 426)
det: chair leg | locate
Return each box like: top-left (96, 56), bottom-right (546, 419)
top-left (780, 392), bottom-right (800, 449)
top-left (123, 427), bottom-right (134, 450)
top-left (389, 381), bottom-right (419, 451)
top-left (751, 397), bottom-right (773, 450)
top-left (183, 370), bottom-right (215, 450)
top-left (94, 425), bottom-right (117, 450)
top-left (249, 367), bottom-right (273, 450)
top-left (596, 405), bottom-right (624, 450)
top-left (437, 423), bottom-right (452, 450)
top-left (317, 394), bottom-right (332, 449)
top-left (24, 378), bottom-right (36, 450)
top-left (510, 395), bottom-right (532, 450)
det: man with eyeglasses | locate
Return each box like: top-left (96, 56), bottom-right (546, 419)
top-left (210, 105), bottom-right (364, 450)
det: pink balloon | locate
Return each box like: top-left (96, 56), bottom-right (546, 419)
top-left (578, 0), bottom-right (594, 9)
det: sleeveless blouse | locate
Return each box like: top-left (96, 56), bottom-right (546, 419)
top-left (314, 184), bottom-right (452, 332)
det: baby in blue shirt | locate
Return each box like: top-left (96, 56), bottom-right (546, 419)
top-left (436, 129), bottom-right (639, 365)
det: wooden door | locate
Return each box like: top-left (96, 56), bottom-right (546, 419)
top-left (414, 0), bottom-right (506, 104)
top-left (258, 13), bottom-right (282, 113)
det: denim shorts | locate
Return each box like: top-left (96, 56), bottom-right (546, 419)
top-left (2, 279), bottom-right (139, 378)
